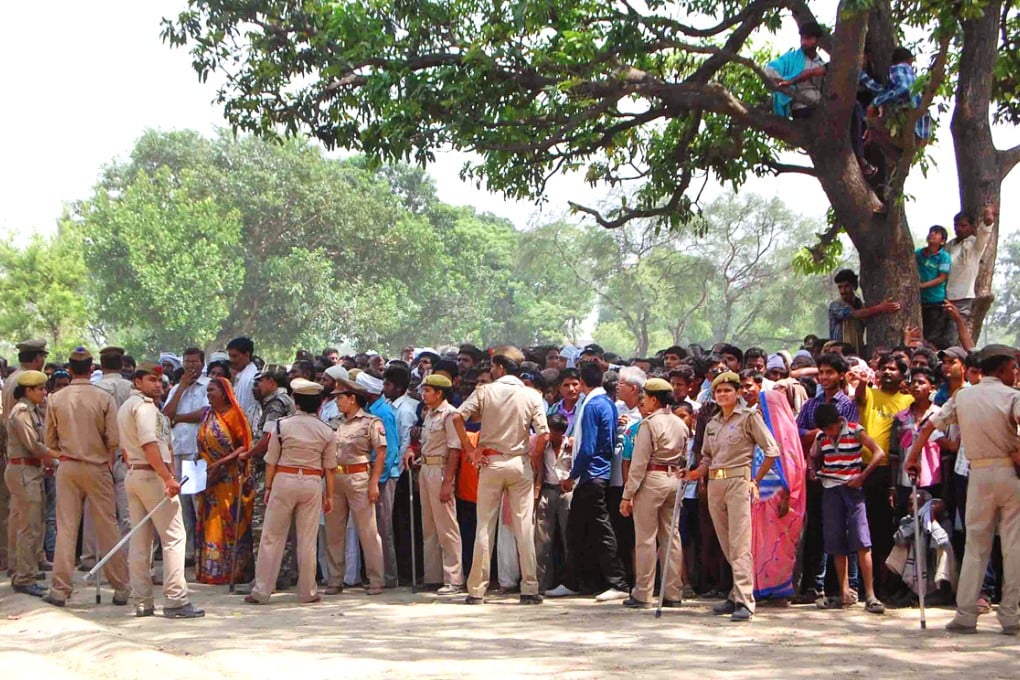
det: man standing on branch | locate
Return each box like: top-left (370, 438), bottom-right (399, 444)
top-left (946, 204), bottom-right (997, 339)
top-left (119, 362), bottom-right (204, 619)
top-left (828, 270), bottom-right (901, 357)
top-left (453, 346), bottom-right (550, 605)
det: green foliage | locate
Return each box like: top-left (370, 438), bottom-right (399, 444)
top-left (0, 224), bottom-right (91, 356)
top-left (988, 230), bottom-right (1020, 345)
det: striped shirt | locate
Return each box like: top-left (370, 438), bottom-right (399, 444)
top-left (814, 420), bottom-right (865, 487)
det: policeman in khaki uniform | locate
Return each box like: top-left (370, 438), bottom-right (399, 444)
top-left (5, 371), bottom-right (57, 596)
top-left (323, 377), bottom-right (387, 595)
top-left (452, 346), bottom-right (550, 605)
top-left (693, 371), bottom-right (780, 622)
top-left (619, 378), bottom-right (689, 608)
top-left (118, 362), bottom-right (203, 619)
top-left (236, 364), bottom-right (297, 596)
top-left (405, 374), bottom-right (463, 593)
top-left (2, 338), bottom-right (49, 575)
top-left (44, 347), bottom-right (130, 607)
top-left (907, 344), bottom-right (1020, 635)
top-left (246, 378), bottom-right (337, 605)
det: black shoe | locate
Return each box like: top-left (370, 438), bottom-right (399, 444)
top-left (731, 604), bottom-right (753, 622)
top-left (135, 606), bottom-right (155, 618)
top-left (464, 595), bottom-right (485, 605)
top-left (41, 594), bottom-right (65, 608)
top-left (662, 599), bottom-right (683, 608)
top-left (622, 597), bottom-right (651, 609)
top-left (164, 603), bottom-right (205, 619)
top-left (113, 595), bottom-right (129, 606)
top-left (519, 594), bottom-right (543, 605)
top-left (13, 583), bottom-right (47, 597)
top-left (233, 582), bottom-right (254, 595)
top-left (713, 600), bottom-right (736, 615)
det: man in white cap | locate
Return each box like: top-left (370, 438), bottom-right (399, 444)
top-left (318, 365), bottom-right (348, 428)
top-left (357, 370), bottom-right (401, 588)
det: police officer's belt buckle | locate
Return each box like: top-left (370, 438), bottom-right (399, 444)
top-left (423, 455), bottom-right (445, 466)
top-left (709, 466), bottom-right (751, 481)
top-left (337, 463), bottom-right (370, 474)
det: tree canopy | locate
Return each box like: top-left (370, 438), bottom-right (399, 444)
top-left (162, 0), bottom-right (1020, 347)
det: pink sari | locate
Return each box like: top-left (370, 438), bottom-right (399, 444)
top-left (752, 390), bottom-right (807, 599)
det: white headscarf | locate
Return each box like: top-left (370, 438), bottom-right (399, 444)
top-left (356, 372), bottom-right (384, 395)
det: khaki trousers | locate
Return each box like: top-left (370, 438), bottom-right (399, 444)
top-left (952, 463), bottom-right (1020, 628)
top-left (252, 471), bottom-right (322, 602)
top-left (419, 465), bottom-right (463, 585)
top-left (324, 471), bottom-right (384, 588)
top-left (534, 485), bottom-right (571, 591)
top-left (4, 463), bottom-right (44, 585)
top-left (632, 472), bottom-right (684, 603)
top-left (125, 469), bottom-right (189, 609)
top-left (81, 458), bottom-right (130, 565)
top-left (1, 457), bottom-right (12, 571)
top-left (707, 477), bottom-right (755, 612)
top-left (50, 460), bottom-right (129, 602)
top-left (467, 454), bottom-right (538, 597)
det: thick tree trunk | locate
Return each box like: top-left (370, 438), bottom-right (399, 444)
top-left (952, 0), bottom-right (1004, 342)
top-left (810, 140), bottom-right (922, 352)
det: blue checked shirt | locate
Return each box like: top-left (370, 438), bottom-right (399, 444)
top-left (860, 63), bottom-right (931, 139)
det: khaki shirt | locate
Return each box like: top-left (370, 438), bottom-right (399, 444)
top-left (118, 391), bottom-right (172, 465)
top-left (702, 406), bottom-right (779, 470)
top-left (267, 412), bottom-right (338, 470)
top-left (623, 408), bottom-right (690, 500)
top-left (1, 367), bottom-right (23, 428)
top-left (6, 399), bottom-right (48, 461)
top-left (932, 376), bottom-right (1020, 462)
top-left (95, 373), bottom-right (134, 409)
top-left (336, 409), bottom-right (386, 466)
top-left (44, 378), bottom-right (119, 464)
top-left (457, 376), bottom-right (549, 456)
top-left (421, 401), bottom-right (461, 462)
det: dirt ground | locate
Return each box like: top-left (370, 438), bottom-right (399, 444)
top-left (2, 573), bottom-right (1018, 679)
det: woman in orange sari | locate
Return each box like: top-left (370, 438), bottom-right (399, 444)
top-left (195, 377), bottom-right (255, 585)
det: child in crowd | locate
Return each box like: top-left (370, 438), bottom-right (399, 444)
top-left (889, 367), bottom-right (946, 512)
top-left (810, 403), bottom-right (887, 614)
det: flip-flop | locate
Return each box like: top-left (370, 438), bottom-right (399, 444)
top-left (816, 596), bottom-right (844, 610)
top-left (866, 598), bottom-right (886, 614)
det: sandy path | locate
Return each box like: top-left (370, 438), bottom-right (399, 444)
top-left (2, 580), bottom-right (1018, 679)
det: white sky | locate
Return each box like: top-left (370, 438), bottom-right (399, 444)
top-left (2, 1), bottom-right (1018, 243)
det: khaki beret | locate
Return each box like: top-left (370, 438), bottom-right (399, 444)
top-left (331, 377), bottom-right (367, 397)
top-left (99, 346), bottom-right (126, 356)
top-left (135, 361), bottom-right (164, 376)
top-left (17, 370), bottom-right (48, 388)
top-left (15, 339), bottom-right (48, 353)
top-left (711, 371), bottom-right (741, 390)
top-left (490, 345), bottom-right (525, 364)
top-left (291, 378), bottom-right (324, 395)
top-left (978, 344), bottom-right (1018, 362)
top-left (423, 374), bottom-right (453, 388)
top-left (643, 377), bottom-right (673, 393)
top-left (69, 346), bottom-right (93, 362)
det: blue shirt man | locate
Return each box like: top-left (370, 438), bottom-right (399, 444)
top-left (368, 397), bottom-right (401, 482)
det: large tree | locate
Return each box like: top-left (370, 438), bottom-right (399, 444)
top-left (163, 0), bottom-right (1020, 347)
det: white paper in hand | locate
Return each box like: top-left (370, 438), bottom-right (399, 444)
top-left (181, 459), bottom-right (208, 494)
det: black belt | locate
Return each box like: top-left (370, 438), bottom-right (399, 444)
top-left (542, 483), bottom-right (561, 491)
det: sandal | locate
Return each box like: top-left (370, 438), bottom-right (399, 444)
top-left (816, 596), bottom-right (844, 610)
top-left (865, 598), bottom-right (886, 614)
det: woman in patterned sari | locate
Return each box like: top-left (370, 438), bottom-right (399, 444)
top-left (739, 371), bottom-right (807, 602)
top-left (195, 376), bottom-right (255, 585)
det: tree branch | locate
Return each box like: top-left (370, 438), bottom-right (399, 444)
top-left (764, 160), bottom-right (817, 176)
top-left (999, 142), bottom-right (1020, 180)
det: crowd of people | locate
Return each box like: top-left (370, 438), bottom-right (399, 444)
top-left (1, 305), bottom-right (1018, 634)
